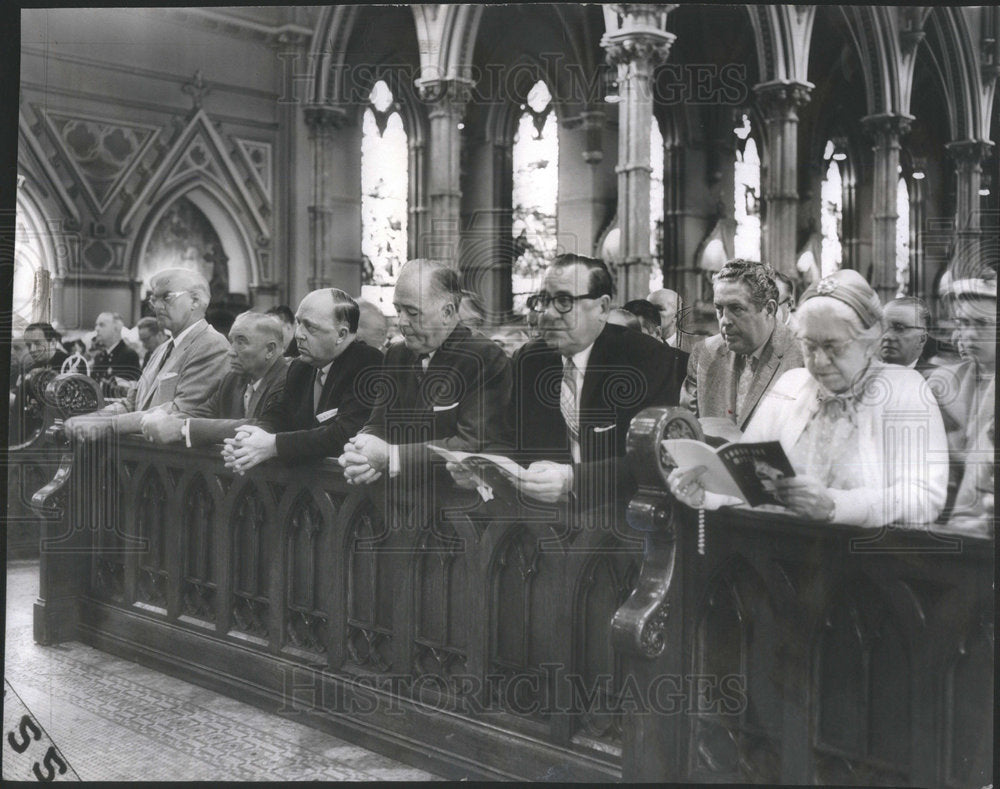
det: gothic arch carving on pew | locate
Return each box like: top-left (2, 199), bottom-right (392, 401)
top-left (689, 554), bottom-right (781, 782)
top-left (224, 477), bottom-right (277, 640)
top-left (176, 470), bottom-right (223, 623)
top-left (133, 464), bottom-right (170, 609)
top-left (812, 573), bottom-right (912, 784)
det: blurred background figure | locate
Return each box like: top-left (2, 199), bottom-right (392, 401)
top-left (608, 307), bottom-right (641, 331)
top-left (774, 272), bottom-right (796, 326)
top-left (136, 316), bottom-right (169, 371)
top-left (622, 299), bottom-right (662, 339)
top-left (647, 288), bottom-right (697, 351)
top-left (879, 297), bottom-right (935, 373)
top-left (266, 304), bottom-right (300, 357)
top-left (22, 322), bottom-right (68, 372)
top-left (91, 311), bottom-right (141, 395)
top-left (458, 289), bottom-right (488, 331)
top-left (356, 298), bottom-right (389, 350)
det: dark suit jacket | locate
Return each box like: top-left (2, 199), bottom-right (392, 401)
top-left (259, 339), bottom-right (383, 461)
top-left (92, 340), bottom-right (141, 382)
top-left (182, 355), bottom-right (288, 446)
top-left (507, 322), bottom-right (686, 506)
top-left (681, 320), bottom-right (804, 430)
top-left (362, 324), bottom-right (512, 469)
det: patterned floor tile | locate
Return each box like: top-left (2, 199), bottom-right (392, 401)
top-left (4, 560), bottom-right (438, 781)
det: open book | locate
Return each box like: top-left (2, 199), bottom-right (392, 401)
top-left (661, 439), bottom-right (795, 507)
top-left (428, 445), bottom-right (530, 501)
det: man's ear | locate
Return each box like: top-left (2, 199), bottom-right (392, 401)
top-left (763, 298), bottom-right (778, 317)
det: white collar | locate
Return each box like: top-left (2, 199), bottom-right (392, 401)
top-left (905, 358), bottom-right (919, 369)
top-left (316, 359), bottom-right (334, 384)
top-left (563, 341), bottom-right (596, 374)
top-left (168, 318), bottom-right (204, 349)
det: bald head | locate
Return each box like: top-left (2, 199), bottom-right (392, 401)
top-left (293, 288), bottom-right (359, 367)
top-left (647, 288), bottom-right (680, 338)
top-left (393, 259), bottom-right (462, 354)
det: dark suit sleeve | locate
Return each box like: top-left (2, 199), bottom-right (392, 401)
top-left (273, 346), bottom-right (382, 461)
top-left (182, 375), bottom-right (227, 419)
top-left (397, 342), bottom-right (512, 467)
top-left (188, 368), bottom-right (286, 447)
top-left (118, 347), bottom-right (142, 381)
top-left (679, 339), bottom-right (704, 416)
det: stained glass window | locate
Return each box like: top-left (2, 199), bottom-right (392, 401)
top-left (361, 80), bottom-right (408, 313)
top-left (512, 81), bottom-right (558, 312)
top-left (895, 175), bottom-right (910, 296)
top-left (649, 117), bottom-right (665, 292)
top-left (820, 140), bottom-right (844, 276)
top-left (734, 114), bottom-right (761, 262)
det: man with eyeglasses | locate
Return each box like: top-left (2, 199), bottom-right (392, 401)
top-left (681, 259), bottom-right (803, 442)
top-left (451, 254), bottom-right (685, 507)
top-left (879, 297), bottom-right (935, 372)
top-left (63, 267), bottom-right (230, 441)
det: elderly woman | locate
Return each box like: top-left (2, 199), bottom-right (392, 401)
top-left (669, 269), bottom-right (948, 527)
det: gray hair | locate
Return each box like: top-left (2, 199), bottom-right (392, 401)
top-left (150, 267), bottom-right (211, 308)
top-left (232, 311), bottom-right (285, 345)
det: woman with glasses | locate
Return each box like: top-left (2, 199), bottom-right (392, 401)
top-left (669, 268), bottom-right (948, 528)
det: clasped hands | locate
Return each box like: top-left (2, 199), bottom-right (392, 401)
top-left (667, 465), bottom-right (836, 522)
top-left (223, 425), bottom-right (277, 475)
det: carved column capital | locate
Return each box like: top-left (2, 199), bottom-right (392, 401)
top-left (603, 34), bottom-right (676, 68)
top-left (861, 113), bottom-right (913, 146)
top-left (753, 80), bottom-right (813, 122)
top-left (303, 103), bottom-right (349, 137)
top-left (415, 77), bottom-right (474, 112)
top-left (945, 139), bottom-right (994, 170)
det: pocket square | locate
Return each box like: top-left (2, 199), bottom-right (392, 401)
top-left (432, 402), bottom-right (460, 412)
top-left (316, 407), bottom-right (339, 422)
top-left (592, 423), bottom-right (616, 433)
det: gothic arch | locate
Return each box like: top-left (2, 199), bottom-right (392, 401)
top-left (132, 178), bottom-right (258, 304)
top-left (307, 5), bottom-right (360, 105)
top-left (924, 7), bottom-right (981, 141)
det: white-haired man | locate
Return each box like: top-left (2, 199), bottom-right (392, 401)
top-left (64, 267), bottom-right (230, 440)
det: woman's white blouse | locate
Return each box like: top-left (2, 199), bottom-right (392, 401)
top-left (737, 364), bottom-right (948, 527)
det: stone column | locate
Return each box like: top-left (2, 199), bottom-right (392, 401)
top-left (946, 139), bottom-right (993, 239)
top-left (303, 103), bottom-right (360, 292)
top-left (754, 80), bottom-right (811, 277)
top-left (602, 7), bottom-right (676, 301)
top-left (417, 78), bottom-right (473, 265)
top-left (862, 113), bottom-right (912, 301)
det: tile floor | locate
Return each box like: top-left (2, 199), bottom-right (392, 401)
top-left (3, 560), bottom-right (437, 781)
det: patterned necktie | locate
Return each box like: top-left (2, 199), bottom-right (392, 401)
top-left (735, 354), bottom-right (757, 422)
top-left (560, 356), bottom-right (580, 443)
top-left (313, 367), bottom-right (325, 413)
top-left (242, 382), bottom-right (254, 416)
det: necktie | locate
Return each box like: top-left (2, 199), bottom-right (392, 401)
top-left (152, 339), bottom-right (174, 379)
top-left (313, 368), bottom-right (325, 413)
top-left (242, 382), bottom-right (254, 416)
top-left (735, 354), bottom-right (757, 422)
top-left (560, 356), bottom-right (580, 443)
top-left (416, 353), bottom-right (430, 379)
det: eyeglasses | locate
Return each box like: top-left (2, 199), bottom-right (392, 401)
top-left (147, 290), bottom-right (190, 307)
top-left (882, 322), bottom-right (925, 334)
top-left (798, 337), bottom-right (854, 360)
top-left (527, 292), bottom-right (600, 314)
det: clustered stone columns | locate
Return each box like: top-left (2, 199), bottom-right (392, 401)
top-left (602, 5), bottom-right (676, 301)
top-left (417, 77), bottom-right (473, 265)
top-left (945, 139), bottom-right (993, 240)
top-left (862, 113), bottom-right (912, 302)
top-left (303, 103), bottom-right (352, 291)
top-left (753, 80), bottom-right (812, 279)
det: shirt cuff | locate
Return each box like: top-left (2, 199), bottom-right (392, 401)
top-left (183, 418), bottom-right (192, 448)
top-left (388, 444), bottom-right (400, 477)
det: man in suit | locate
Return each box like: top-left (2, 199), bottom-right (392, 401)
top-left (138, 311), bottom-right (288, 447)
top-left (64, 267), bottom-right (230, 440)
top-left (338, 258), bottom-right (511, 485)
top-left (622, 298), bottom-right (663, 339)
top-left (774, 271), bottom-right (796, 326)
top-left (91, 312), bottom-right (141, 394)
top-left (648, 288), bottom-right (698, 352)
top-left (451, 254), bottom-right (686, 507)
top-left (223, 288), bottom-right (383, 472)
top-left (21, 322), bottom-right (69, 372)
top-left (681, 259), bottom-right (803, 441)
top-left (879, 297), bottom-right (936, 374)
top-left (266, 304), bottom-right (300, 358)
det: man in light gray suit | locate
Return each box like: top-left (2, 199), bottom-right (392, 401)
top-left (681, 259), bottom-right (803, 440)
top-left (139, 311), bottom-right (288, 447)
top-left (64, 267), bottom-right (230, 440)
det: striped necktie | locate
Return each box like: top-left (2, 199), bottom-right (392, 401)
top-left (560, 356), bottom-right (579, 443)
top-left (242, 381), bottom-right (254, 416)
top-left (313, 367), bottom-right (325, 413)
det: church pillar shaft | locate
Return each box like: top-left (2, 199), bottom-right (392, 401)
top-left (419, 79), bottom-right (472, 264)
top-left (603, 8), bottom-right (675, 301)
top-left (304, 104), bottom-right (353, 291)
top-left (946, 139), bottom-right (992, 238)
top-left (754, 81), bottom-right (811, 278)
top-left (863, 113), bottom-right (912, 301)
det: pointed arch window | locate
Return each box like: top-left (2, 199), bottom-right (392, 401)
top-left (361, 80), bottom-right (409, 311)
top-left (512, 80), bottom-right (559, 312)
top-left (733, 114), bottom-right (761, 262)
top-left (821, 139), bottom-right (845, 276)
top-left (895, 175), bottom-right (910, 296)
top-left (649, 117), bottom-right (665, 292)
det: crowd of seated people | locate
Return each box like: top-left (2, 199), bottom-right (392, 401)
top-left (13, 249), bottom-right (993, 536)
